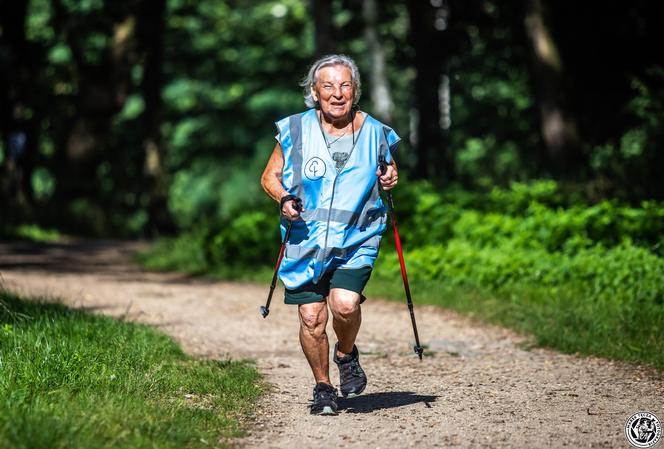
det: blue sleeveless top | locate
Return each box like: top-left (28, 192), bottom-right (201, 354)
top-left (275, 109), bottom-right (400, 289)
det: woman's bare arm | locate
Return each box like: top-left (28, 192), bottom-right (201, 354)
top-left (261, 142), bottom-right (302, 219)
top-left (261, 142), bottom-right (287, 202)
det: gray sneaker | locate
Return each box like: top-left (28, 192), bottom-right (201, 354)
top-left (310, 382), bottom-right (338, 415)
top-left (333, 343), bottom-right (367, 398)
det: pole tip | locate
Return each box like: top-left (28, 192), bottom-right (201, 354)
top-left (414, 345), bottom-right (424, 360)
top-left (260, 306), bottom-right (270, 318)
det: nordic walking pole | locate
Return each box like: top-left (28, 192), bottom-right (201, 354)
top-left (260, 196), bottom-right (302, 318)
top-left (379, 157), bottom-right (424, 359)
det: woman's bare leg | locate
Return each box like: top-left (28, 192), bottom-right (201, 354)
top-left (298, 301), bottom-right (331, 384)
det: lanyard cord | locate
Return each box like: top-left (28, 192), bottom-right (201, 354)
top-left (318, 110), bottom-right (356, 149)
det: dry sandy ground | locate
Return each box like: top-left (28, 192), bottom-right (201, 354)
top-left (1, 240), bottom-right (662, 448)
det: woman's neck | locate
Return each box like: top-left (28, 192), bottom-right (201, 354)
top-left (319, 110), bottom-right (357, 134)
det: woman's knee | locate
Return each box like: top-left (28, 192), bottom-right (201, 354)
top-left (298, 303), bottom-right (327, 335)
top-left (330, 291), bottom-right (361, 320)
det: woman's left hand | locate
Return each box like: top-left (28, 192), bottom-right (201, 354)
top-left (376, 163), bottom-right (398, 191)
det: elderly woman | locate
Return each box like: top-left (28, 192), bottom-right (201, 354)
top-left (261, 54), bottom-right (399, 415)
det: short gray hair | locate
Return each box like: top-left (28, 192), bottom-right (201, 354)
top-left (300, 54), bottom-right (362, 109)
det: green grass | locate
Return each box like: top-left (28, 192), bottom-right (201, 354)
top-left (0, 289), bottom-right (262, 449)
top-left (366, 276), bottom-right (664, 370)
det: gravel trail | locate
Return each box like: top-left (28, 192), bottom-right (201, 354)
top-left (1, 240), bottom-right (662, 448)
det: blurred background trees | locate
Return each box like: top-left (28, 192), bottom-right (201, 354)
top-left (1, 0), bottom-right (664, 236)
top-left (3, 0), bottom-right (662, 371)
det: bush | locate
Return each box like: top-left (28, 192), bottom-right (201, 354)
top-left (395, 180), bottom-right (664, 254)
top-left (207, 210), bottom-right (280, 267)
top-left (135, 226), bottom-right (209, 274)
top-left (375, 240), bottom-right (664, 305)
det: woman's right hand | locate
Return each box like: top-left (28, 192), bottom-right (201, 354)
top-left (281, 198), bottom-right (304, 220)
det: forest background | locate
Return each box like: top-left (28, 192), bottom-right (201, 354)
top-left (1, 0), bottom-right (663, 368)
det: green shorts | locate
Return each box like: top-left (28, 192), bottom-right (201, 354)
top-left (284, 266), bottom-right (373, 305)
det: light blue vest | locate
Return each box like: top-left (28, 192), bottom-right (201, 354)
top-left (275, 108), bottom-right (400, 289)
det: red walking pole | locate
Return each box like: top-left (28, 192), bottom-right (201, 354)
top-left (260, 197), bottom-right (302, 318)
top-left (379, 158), bottom-right (424, 359)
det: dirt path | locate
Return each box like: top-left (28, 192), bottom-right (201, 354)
top-left (1, 240), bottom-right (662, 448)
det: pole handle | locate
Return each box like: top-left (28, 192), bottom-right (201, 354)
top-left (378, 156), bottom-right (388, 176)
top-left (280, 195), bottom-right (303, 214)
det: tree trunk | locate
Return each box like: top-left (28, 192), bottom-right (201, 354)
top-left (363, 0), bottom-right (393, 123)
top-left (406, 0), bottom-right (452, 181)
top-left (137, 0), bottom-right (174, 235)
top-left (524, 0), bottom-right (582, 176)
top-left (310, 0), bottom-right (335, 56)
top-left (49, 0), bottom-right (138, 210)
top-left (0, 0), bottom-right (37, 222)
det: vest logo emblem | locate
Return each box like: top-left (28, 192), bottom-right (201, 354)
top-left (304, 157), bottom-right (326, 180)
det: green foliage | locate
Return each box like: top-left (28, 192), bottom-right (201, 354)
top-left (7, 0), bottom-right (664, 236)
top-left (588, 67), bottom-right (664, 198)
top-left (169, 159), bottom-right (230, 229)
top-left (394, 180), bottom-right (664, 253)
top-left (374, 241), bottom-right (664, 305)
top-left (135, 226), bottom-right (210, 274)
top-left (447, 14), bottom-right (540, 188)
top-left (168, 140), bottom-right (275, 229)
top-left (0, 225), bottom-right (61, 243)
top-left (31, 167), bottom-right (56, 201)
top-left (0, 289), bottom-right (262, 449)
top-left (139, 200), bottom-right (280, 277)
top-left (208, 211), bottom-right (279, 267)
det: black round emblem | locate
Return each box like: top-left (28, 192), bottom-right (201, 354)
top-left (625, 412), bottom-right (662, 448)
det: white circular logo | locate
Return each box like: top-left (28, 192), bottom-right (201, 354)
top-left (304, 157), bottom-right (326, 180)
top-left (625, 412), bottom-right (662, 448)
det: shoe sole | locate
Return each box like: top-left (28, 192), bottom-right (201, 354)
top-left (342, 385), bottom-right (366, 399)
top-left (312, 406), bottom-right (338, 416)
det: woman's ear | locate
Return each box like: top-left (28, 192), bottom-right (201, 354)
top-left (310, 85), bottom-right (318, 102)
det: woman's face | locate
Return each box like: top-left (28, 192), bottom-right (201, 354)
top-left (312, 65), bottom-right (354, 121)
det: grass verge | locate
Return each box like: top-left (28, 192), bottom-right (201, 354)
top-left (0, 289), bottom-right (262, 449)
top-left (366, 277), bottom-right (664, 370)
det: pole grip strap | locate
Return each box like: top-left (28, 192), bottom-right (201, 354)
top-left (280, 194), bottom-right (303, 213)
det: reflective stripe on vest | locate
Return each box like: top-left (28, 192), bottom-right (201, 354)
top-left (275, 109), bottom-right (400, 289)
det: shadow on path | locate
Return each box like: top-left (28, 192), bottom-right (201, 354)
top-left (0, 240), bottom-right (142, 273)
top-left (339, 391), bottom-right (438, 413)
top-left (0, 240), bottom-right (220, 286)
